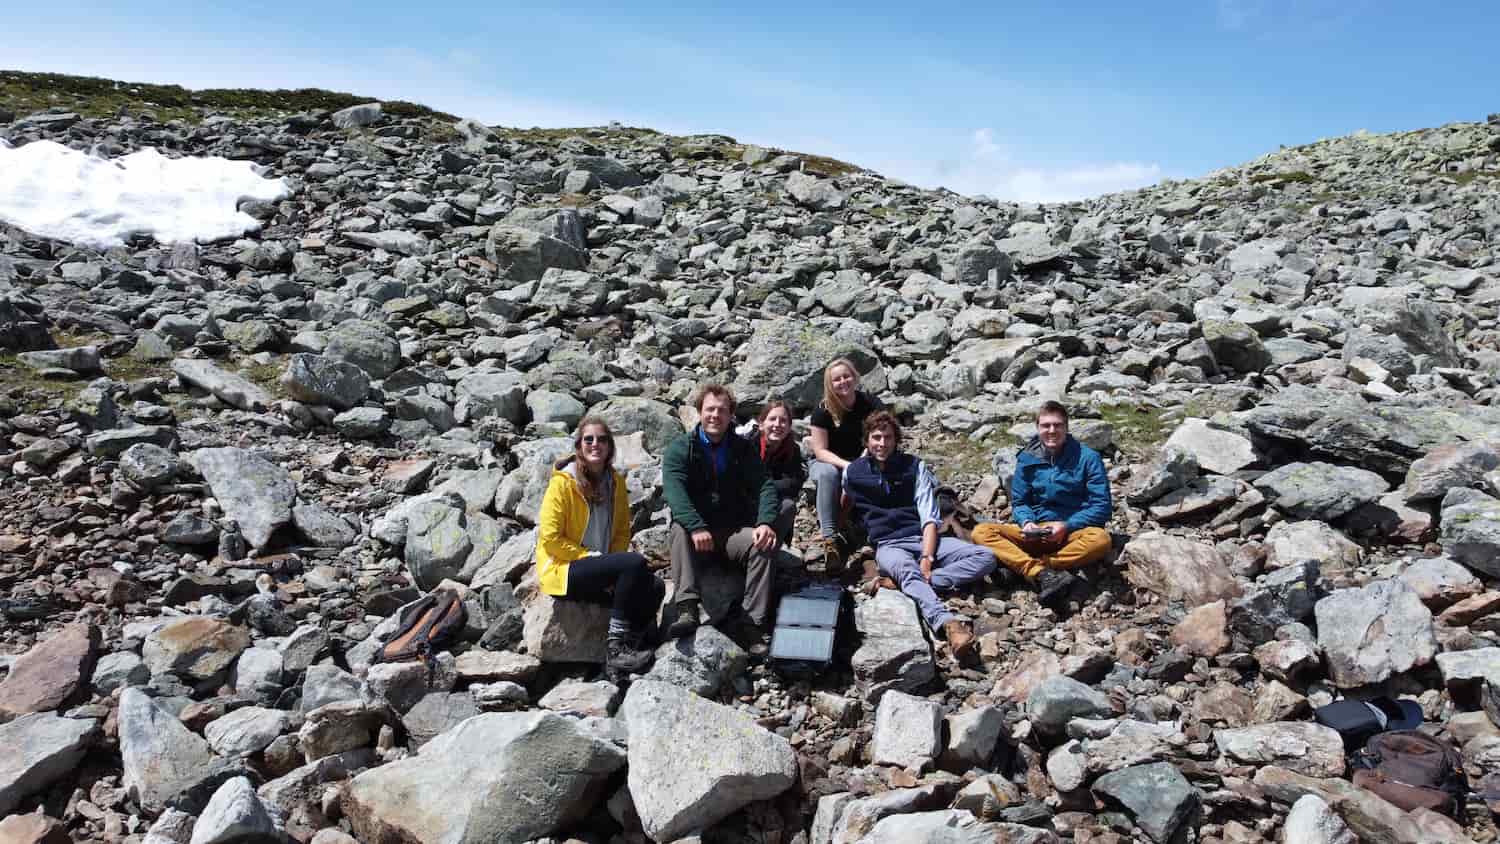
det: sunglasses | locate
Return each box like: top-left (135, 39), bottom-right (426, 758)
top-left (580, 434), bottom-right (612, 445)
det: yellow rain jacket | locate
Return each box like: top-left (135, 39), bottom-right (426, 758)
top-left (535, 464), bottom-right (631, 596)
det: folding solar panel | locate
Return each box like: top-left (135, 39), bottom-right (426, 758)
top-left (769, 583), bottom-right (845, 672)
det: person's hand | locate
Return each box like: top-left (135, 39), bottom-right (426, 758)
top-left (1022, 521), bottom-right (1039, 533)
top-left (691, 529), bottom-right (714, 553)
top-left (919, 554), bottom-right (934, 582)
top-left (752, 524), bottom-right (779, 552)
top-left (1048, 522), bottom-right (1069, 543)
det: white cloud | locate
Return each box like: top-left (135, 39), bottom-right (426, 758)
top-left (875, 128), bottom-right (1164, 203)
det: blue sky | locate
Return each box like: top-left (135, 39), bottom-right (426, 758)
top-left (5, 1), bottom-right (1498, 201)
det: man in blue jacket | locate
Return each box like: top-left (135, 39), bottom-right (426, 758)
top-left (971, 401), bottom-right (1112, 609)
top-left (844, 410), bottom-right (997, 664)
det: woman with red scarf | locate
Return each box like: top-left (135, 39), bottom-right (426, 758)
top-left (756, 399), bottom-right (806, 545)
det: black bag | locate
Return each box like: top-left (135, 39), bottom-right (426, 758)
top-left (1350, 730), bottom-right (1466, 817)
top-left (1314, 696), bottom-right (1423, 749)
top-left (374, 588), bottom-right (467, 668)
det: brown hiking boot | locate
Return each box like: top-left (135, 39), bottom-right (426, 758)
top-left (821, 536), bottom-right (847, 576)
top-left (862, 575), bottom-right (899, 596)
top-left (944, 620), bottom-right (977, 666)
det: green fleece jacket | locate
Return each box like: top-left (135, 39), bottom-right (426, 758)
top-left (662, 426), bottom-right (780, 533)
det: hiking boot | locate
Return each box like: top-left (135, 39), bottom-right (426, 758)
top-left (667, 600), bottom-right (700, 639)
top-left (943, 619), bottom-right (977, 666)
top-left (606, 637), bottom-right (654, 676)
top-left (861, 575), bottom-right (899, 597)
top-left (722, 610), bottom-right (772, 657)
top-left (821, 536), bottom-right (847, 576)
top-left (1036, 569), bottom-right (1080, 609)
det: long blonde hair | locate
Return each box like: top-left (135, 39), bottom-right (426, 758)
top-left (821, 358), bottom-right (860, 427)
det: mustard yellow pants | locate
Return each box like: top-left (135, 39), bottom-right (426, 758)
top-left (969, 523), bottom-right (1112, 580)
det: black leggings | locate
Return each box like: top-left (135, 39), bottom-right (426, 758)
top-left (564, 552), bottom-right (662, 628)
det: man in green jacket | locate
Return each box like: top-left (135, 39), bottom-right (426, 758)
top-left (663, 383), bottom-right (781, 644)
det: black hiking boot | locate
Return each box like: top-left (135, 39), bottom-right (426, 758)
top-left (606, 636), bottom-right (654, 677)
top-left (667, 599), bottom-right (700, 639)
top-left (1036, 569), bottom-right (1080, 609)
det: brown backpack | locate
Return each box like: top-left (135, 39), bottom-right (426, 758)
top-left (374, 588), bottom-right (467, 667)
top-left (1351, 730), bottom-right (1466, 817)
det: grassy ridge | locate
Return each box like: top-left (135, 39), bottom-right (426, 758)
top-left (0, 70), bottom-right (456, 123)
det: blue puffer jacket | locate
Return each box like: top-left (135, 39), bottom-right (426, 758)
top-left (1010, 435), bottom-right (1111, 531)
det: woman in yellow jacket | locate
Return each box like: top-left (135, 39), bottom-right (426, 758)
top-left (535, 416), bottom-right (663, 678)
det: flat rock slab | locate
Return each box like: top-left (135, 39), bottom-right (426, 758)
top-left (623, 679), bottom-right (797, 842)
top-left (0, 712), bottom-right (99, 816)
top-left (143, 617), bottom-right (251, 681)
top-left (871, 690), bottom-right (943, 770)
top-left (0, 622), bottom-right (97, 720)
top-left (1253, 461), bottom-right (1388, 521)
top-left (1315, 578), bottom-right (1437, 688)
top-left (189, 448), bottom-right (296, 550)
top-left (1163, 418), bottom-right (1256, 475)
top-left (851, 588), bottom-right (936, 703)
top-left (1215, 722), bottom-right (1346, 777)
top-left (171, 359), bottom-right (271, 411)
top-left (343, 711), bottom-right (624, 844)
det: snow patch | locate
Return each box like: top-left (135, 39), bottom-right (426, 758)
top-left (0, 140), bottom-right (289, 248)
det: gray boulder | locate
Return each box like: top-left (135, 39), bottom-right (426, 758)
top-left (1201, 319), bottom-right (1271, 372)
top-left (189, 448), bottom-right (296, 550)
top-left (403, 496), bottom-right (473, 590)
top-left (292, 502), bottom-right (359, 549)
top-left (646, 625), bottom-right (746, 697)
top-left (1253, 461), bottom-right (1388, 521)
top-left (1092, 762), bottom-right (1199, 844)
top-left (189, 777), bottom-right (279, 844)
top-left (454, 370), bottom-right (528, 425)
top-left (585, 396), bottom-right (682, 456)
top-left (622, 680), bottom-right (797, 842)
top-left (1214, 722), bottom-right (1345, 777)
top-left (522, 592), bottom-right (610, 663)
top-left (119, 688), bottom-right (241, 813)
top-left (171, 360), bottom-right (271, 412)
top-left (532, 268), bottom-right (610, 315)
top-left (851, 588), bottom-right (936, 702)
top-left (324, 320), bottom-right (402, 379)
top-left (1027, 676), bottom-right (1113, 735)
top-left (786, 171), bottom-right (847, 211)
top-left (731, 318), bottom-right (882, 411)
top-left (485, 224), bottom-right (588, 283)
top-left (0, 712), bottom-right (99, 816)
top-left (1440, 489), bottom-right (1500, 577)
top-left (280, 353), bottom-right (370, 410)
top-left (343, 711), bottom-right (625, 844)
top-left (871, 690), bottom-right (943, 770)
top-left (1315, 579), bottom-right (1437, 687)
top-left (1162, 418), bottom-right (1256, 476)
top-left (331, 102), bottom-right (381, 128)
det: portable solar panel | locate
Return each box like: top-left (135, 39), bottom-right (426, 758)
top-left (769, 583), bottom-right (845, 674)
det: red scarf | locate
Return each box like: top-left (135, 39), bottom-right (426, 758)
top-left (760, 431), bottom-right (793, 465)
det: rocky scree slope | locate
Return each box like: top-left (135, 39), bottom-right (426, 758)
top-left (1, 77), bottom-right (1500, 843)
